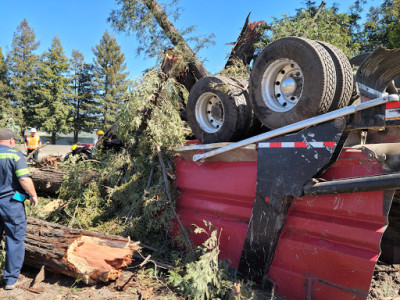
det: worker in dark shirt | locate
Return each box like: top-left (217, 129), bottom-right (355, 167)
top-left (0, 128), bottom-right (38, 290)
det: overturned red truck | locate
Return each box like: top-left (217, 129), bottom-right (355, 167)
top-left (174, 37), bottom-right (400, 299)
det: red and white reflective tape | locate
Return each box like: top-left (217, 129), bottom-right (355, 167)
top-left (386, 101), bottom-right (400, 120)
top-left (258, 141), bottom-right (336, 148)
top-left (386, 101), bottom-right (400, 109)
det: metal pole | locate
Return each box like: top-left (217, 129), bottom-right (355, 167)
top-left (192, 94), bottom-right (400, 162)
top-left (303, 172), bottom-right (400, 195)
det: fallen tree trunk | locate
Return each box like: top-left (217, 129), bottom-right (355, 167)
top-left (162, 14), bottom-right (266, 93)
top-left (24, 217), bottom-right (141, 284)
top-left (225, 14), bottom-right (266, 68)
top-left (30, 167), bottom-right (64, 194)
top-left (143, 0), bottom-right (209, 80)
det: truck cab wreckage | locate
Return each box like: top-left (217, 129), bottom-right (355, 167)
top-left (174, 38), bottom-right (400, 299)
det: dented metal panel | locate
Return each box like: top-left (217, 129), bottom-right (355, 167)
top-left (175, 156), bottom-right (256, 268)
top-left (175, 145), bottom-right (393, 299)
top-left (268, 149), bottom-right (394, 300)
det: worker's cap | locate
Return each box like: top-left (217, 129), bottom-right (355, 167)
top-left (30, 128), bottom-right (37, 133)
top-left (0, 128), bottom-right (15, 140)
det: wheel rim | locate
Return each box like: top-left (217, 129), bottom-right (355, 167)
top-left (195, 92), bottom-right (224, 133)
top-left (261, 58), bottom-right (304, 112)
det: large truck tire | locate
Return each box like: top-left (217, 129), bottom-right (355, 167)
top-left (187, 76), bottom-right (252, 144)
top-left (318, 41), bottom-right (354, 110)
top-left (249, 37), bottom-right (336, 129)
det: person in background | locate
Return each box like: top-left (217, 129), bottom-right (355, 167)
top-left (0, 128), bottom-right (38, 290)
top-left (24, 128), bottom-right (41, 161)
top-left (93, 130), bottom-right (104, 146)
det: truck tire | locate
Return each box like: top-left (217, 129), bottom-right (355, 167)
top-left (187, 76), bottom-right (252, 143)
top-left (318, 41), bottom-right (354, 110)
top-left (249, 37), bottom-right (336, 129)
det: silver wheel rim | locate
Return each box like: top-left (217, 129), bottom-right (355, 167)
top-left (195, 92), bottom-right (224, 133)
top-left (261, 58), bottom-right (304, 112)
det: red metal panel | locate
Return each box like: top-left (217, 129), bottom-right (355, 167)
top-left (175, 147), bottom-right (391, 299)
top-left (268, 149), bottom-right (389, 299)
top-left (175, 157), bottom-right (256, 268)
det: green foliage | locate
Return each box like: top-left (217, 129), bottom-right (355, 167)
top-left (109, 0), bottom-right (214, 62)
top-left (58, 68), bottom-right (187, 250)
top-left (55, 156), bottom-right (103, 227)
top-left (0, 240), bottom-right (5, 278)
top-left (0, 47), bottom-right (11, 107)
top-left (92, 30), bottom-right (130, 126)
top-left (6, 19), bottom-right (40, 133)
top-left (219, 58), bottom-right (251, 79)
top-left (363, 0), bottom-right (400, 51)
top-left (70, 50), bottom-right (98, 142)
top-left (33, 37), bottom-right (72, 143)
top-left (0, 47), bottom-right (20, 132)
top-left (168, 221), bottom-right (233, 300)
top-left (256, 2), bottom-right (359, 57)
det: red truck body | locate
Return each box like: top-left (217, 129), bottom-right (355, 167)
top-left (175, 144), bottom-right (394, 299)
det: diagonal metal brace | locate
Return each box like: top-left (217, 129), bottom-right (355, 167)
top-left (193, 94), bottom-right (399, 162)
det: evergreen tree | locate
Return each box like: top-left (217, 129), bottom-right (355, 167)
top-left (363, 0), bottom-right (400, 51)
top-left (6, 19), bottom-right (40, 131)
top-left (70, 50), bottom-right (98, 143)
top-left (261, 2), bottom-right (358, 57)
top-left (348, 0), bottom-right (368, 51)
top-left (92, 30), bottom-right (129, 126)
top-left (0, 47), bottom-right (11, 110)
top-left (34, 36), bottom-right (72, 144)
top-left (0, 47), bottom-right (19, 131)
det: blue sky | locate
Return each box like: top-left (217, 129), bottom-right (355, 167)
top-left (0, 0), bottom-right (378, 79)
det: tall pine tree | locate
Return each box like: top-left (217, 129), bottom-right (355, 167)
top-left (0, 47), bottom-right (18, 130)
top-left (70, 50), bottom-right (98, 143)
top-left (34, 36), bottom-right (71, 144)
top-left (6, 19), bottom-right (40, 131)
top-left (0, 47), bottom-right (11, 110)
top-left (92, 30), bottom-right (129, 126)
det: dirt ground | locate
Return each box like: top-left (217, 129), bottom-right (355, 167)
top-left (0, 265), bottom-right (168, 300)
top-left (368, 263), bottom-right (400, 299)
top-left (0, 263), bottom-right (397, 299)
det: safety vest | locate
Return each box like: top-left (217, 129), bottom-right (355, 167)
top-left (26, 134), bottom-right (40, 150)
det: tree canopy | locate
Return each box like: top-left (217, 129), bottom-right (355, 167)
top-left (92, 30), bottom-right (130, 126)
top-left (34, 37), bottom-right (72, 143)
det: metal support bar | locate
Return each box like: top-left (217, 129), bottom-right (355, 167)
top-left (192, 94), bottom-right (400, 162)
top-left (303, 173), bottom-right (400, 196)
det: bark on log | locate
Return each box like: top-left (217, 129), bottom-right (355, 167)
top-left (225, 14), bottom-right (266, 68)
top-left (24, 217), bottom-right (141, 284)
top-left (30, 167), bottom-right (64, 195)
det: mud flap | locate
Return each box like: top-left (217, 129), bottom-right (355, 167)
top-left (238, 118), bottom-right (346, 284)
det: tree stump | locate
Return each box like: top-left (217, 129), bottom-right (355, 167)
top-left (24, 217), bottom-right (141, 284)
top-left (225, 14), bottom-right (266, 68)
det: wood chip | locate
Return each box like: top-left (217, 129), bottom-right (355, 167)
top-left (31, 265), bottom-right (45, 288)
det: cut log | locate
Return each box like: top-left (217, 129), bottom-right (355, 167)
top-left (29, 167), bottom-right (64, 194)
top-left (225, 14), bottom-right (266, 68)
top-left (24, 217), bottom-right (141, 284)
